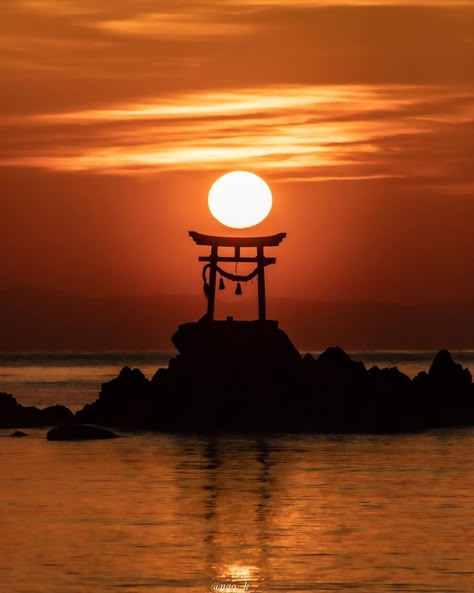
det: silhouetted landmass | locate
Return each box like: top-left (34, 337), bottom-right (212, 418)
top-left (0, 392), bottom-right (73, 428)
top-left (2, 320), bottom-right (473, 433)
top-left (2, 286), bottom-right (474, 350)
top-left (9, 430), bottom-right (28, 437)
top-left (74, 320), bottom-right (474, 434)
top-left (46, 424), bottom-right (119, 441)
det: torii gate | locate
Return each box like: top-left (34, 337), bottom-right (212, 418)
top-left (189, 230), bottom-right (286, 322)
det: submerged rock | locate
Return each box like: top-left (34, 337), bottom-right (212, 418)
top-left (47, 424), bottom-right (119, 441)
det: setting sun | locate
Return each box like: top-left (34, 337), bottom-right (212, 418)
top-left (208, 171), bottom-right (273, 229)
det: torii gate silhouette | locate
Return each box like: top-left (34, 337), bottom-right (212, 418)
top-left (189, 230), bottom-right (286, 322)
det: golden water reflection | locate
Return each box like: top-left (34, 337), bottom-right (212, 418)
top-left (1, 431), bottom-right (474, 593)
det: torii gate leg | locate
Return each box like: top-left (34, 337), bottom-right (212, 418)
top-left (257, 245), bottom-right (266, 321)
top-left (207, 245), bottom-right (218, 320)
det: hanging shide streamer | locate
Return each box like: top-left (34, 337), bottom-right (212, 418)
top-left (202, 261), bottom-right (269, 285)
top-left (201, 261), bottom-right (272, 299)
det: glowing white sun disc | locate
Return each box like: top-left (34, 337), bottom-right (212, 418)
top-left (208, 171), bottom-right (272, 229)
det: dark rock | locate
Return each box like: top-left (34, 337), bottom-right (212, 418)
top-left (0, 392), bottom-right (74, 428)
top-left (173, 319), bottom-right (301, 366)
top-left (47, 424), bottom-right (119, 441)
top-left (40, 405), bottom-right (74, 426)
top-left (68, 324), bottom-right (474, 433)
top-left (317, 346), bottom-right (359, 367)
top-left (429, 349), bottom-right (472, 387)
top-left (9, 430), bottom-right (28, 437)
top-left (77, 320), bottom-right (303, 431)
top-left (76, 366), bottom-right (151, 427)
top-left (412, 350), bottom-right (474, 428)
top-left (4, 317), bottom-right (473, 434)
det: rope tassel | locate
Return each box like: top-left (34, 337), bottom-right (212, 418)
top-left (235, 282), bottom-right (242, 296)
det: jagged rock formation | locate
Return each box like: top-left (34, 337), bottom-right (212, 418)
top-left (412, 349), bottom-right (474, 428)
top-left (76, 320), bottom-right (474, 433)
top-left (1, 320), bottom-right (472, 433)
top-left (0, 392), bottom-right (73, 428)
top-left (77, 320), bottom-right (301, 431)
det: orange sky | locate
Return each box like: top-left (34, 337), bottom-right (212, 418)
top-left (1, 0), bottom-right (473, 310)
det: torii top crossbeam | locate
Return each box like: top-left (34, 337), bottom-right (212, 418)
top-left (189, 230), bottom-right (287, 322)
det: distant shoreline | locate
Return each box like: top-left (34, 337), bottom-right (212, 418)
top-left (2, 287), bottom-right (474, 351)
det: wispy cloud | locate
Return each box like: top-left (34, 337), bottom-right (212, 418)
top-left (1, 85), bottom-right (472, 188)
top-left (97, 11), bottom-right (254, 39)
top-left (3, 0), bottom-right (473, 89)
top-left (1, 1), bottom-right (473, 191)
top-left (21, 0), bottom-right (474, 10)
top-left (19, 0), bottom-right (101, 15)
top-left (233, 0), bottom-right (473, 5)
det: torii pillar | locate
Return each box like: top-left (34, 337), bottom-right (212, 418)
top-left (189, 231), bottom-right (286, 321)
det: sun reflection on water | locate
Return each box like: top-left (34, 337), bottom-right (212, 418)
top-left (215, 563), bottom-right (260, 590)
top-left (1, 432), bottom-right (474, 592)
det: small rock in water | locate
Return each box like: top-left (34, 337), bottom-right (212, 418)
top-left (9, 430), bottom-right (28, 437)
top-left (46, 424), bottom-right (119, 441)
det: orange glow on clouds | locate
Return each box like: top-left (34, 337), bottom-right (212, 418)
top-left (1, 85), bottom-right (472, 186)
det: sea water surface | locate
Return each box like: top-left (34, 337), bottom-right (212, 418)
top-left (0, 430), bottom-right (473, 593)
top-left (1, 353), bottom-right (474, 593)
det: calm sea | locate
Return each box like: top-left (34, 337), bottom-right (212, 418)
top-left (1, 353), bottom-right (474, 592)
top-left (0, 351), bottom-right (474, 411)
top-left (0, 430), bottom-right (473, 593)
